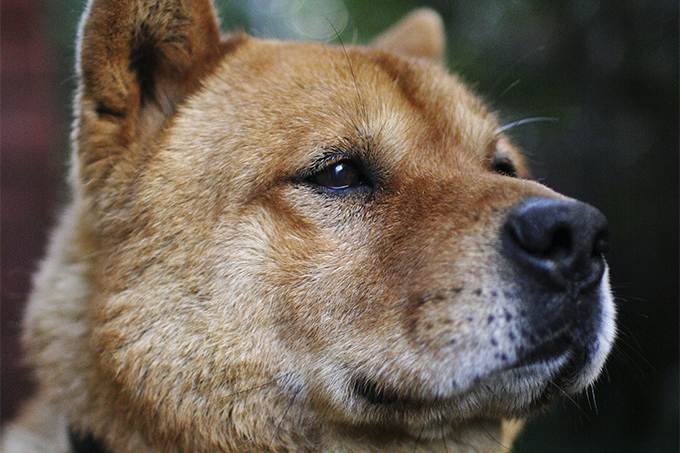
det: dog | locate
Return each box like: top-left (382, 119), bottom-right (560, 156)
top-left (2, 0), bottom-right (616, 451)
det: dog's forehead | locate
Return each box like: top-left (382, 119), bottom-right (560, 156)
top-left (185, 38), bottom-right (508, 185)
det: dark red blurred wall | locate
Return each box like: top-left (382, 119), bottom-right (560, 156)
top-left (1, 0), bottom-right (58, 421)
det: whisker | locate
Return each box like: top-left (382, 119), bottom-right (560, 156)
top-left (223, 372), bottom-right (293, 399)
top-left (498, 79), bottom-right (521, 98)
top-left (488, 45), bottom-right (546, 95)
top-left (326, 16), bottom-right (367, 128)
top-left (439, 414), bottom-right (450, 453)
top-left (590, 385), bottom-right (599, 414)
top-left (612, 341), bottom-right (650, 381)
top-left (612, 325), bottom-right (653, 376)
top-left (495, 117), bottom-right (558, 135)
top-left (483, 384), bottom-right (515, 413)
top-left (268, 387), bottom-right (301, 449)
top-left (548, 380), bottom-right (590, 420)
top-left (413, 425), bottom-right (425, 453)
top-left (477, 419), bottom-right (512, 452)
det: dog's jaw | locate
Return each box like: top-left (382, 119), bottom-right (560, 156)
top-left (306, 266), bottom-right (616, 430)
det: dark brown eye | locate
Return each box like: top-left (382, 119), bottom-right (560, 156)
top-left (311, 161), bottom-right (363, 190)
top-left (491, 155), bottom-right (518, 177)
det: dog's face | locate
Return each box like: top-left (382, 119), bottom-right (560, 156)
top-left (22, 2), bottom-right (615, 451)
top-left (86, 39), bottom-right (613, 439)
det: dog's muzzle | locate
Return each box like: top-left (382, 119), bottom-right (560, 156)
top-left (499, 197), bottom-right (614, 390)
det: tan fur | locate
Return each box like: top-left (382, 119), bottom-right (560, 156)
top-left (3, 1), bottom-right (615, 452)
top-left (372, 8), bottom-right (445, 62)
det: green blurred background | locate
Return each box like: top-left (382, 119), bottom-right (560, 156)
top-left (2, 0), bottom-right (677, 451)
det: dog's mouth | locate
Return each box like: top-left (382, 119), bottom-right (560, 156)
top-left (510, 331), bottom-right (573, 371)
top-left (352, 375), bottom-right (426, 407)
top-left (351, 331), bottom-right (579, 413)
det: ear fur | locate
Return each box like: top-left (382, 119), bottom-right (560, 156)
top-left (75, 0), bottom-right (232, 188)
top-left (372, 8), bottom-right (445, 63)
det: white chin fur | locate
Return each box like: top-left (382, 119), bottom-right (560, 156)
top-left (568, 265), bottom-right (616, 392)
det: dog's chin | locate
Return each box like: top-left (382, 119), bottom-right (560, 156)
top-left (342, 358), bottom-right (580, 436)
top-left (348, 356), bottom-right (567, 428)
top-left (338, 271), bottom-right (616, 432)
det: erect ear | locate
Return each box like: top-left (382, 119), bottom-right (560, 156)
top-left (371, 8), bottom-right (445, 63)
top-left (75, 0), bottom-right (233, 188)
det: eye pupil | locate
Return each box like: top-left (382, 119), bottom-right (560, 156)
top-left (491, 156), bottom-right (518, 177)
top-left (313, 161), bottom-right (362, 189)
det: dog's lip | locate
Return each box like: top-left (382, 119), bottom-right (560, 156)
top-left (350, 369), bottom-right (554, 419)
top-left (352, 375), bottom-right (407, 406)
top-left (351, 373), bottom-right (460, 409)
top-left (508, 331), bottom-right (573, 371)
top-left (352, 333), bottom-right (576, 410)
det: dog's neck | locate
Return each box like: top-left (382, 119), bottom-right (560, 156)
top-left (66, 421), bottom-right (511, 453)
top-left (325, 420), bottom-right (509, 453)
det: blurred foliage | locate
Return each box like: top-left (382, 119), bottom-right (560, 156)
top-left (43, 0), bottom-right (678, 451)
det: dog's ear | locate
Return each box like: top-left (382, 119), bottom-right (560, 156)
top-left (371, 9), bottom-right (445, 63)
top-left (75, 0), bottom-right (229, 187)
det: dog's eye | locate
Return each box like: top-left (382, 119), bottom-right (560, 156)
top-left (310, 161), bottom-right (364, 190)
top-left (491, 155), bottom-right (518, 178)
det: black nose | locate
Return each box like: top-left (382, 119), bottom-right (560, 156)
top-left (503, 198), bottom-right (609, 290)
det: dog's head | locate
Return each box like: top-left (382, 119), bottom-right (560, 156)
top-left (25, 1), bottom-right (615, 451)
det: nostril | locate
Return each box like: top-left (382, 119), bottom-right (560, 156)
top-left (507, 219), bottom-right (572, 259)
top-left (506, 212), bottom-right (577, 260)
top-left (546, 225), bottom-right (572, 260)
top-left (503, 198), bottom-right (609, 289)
